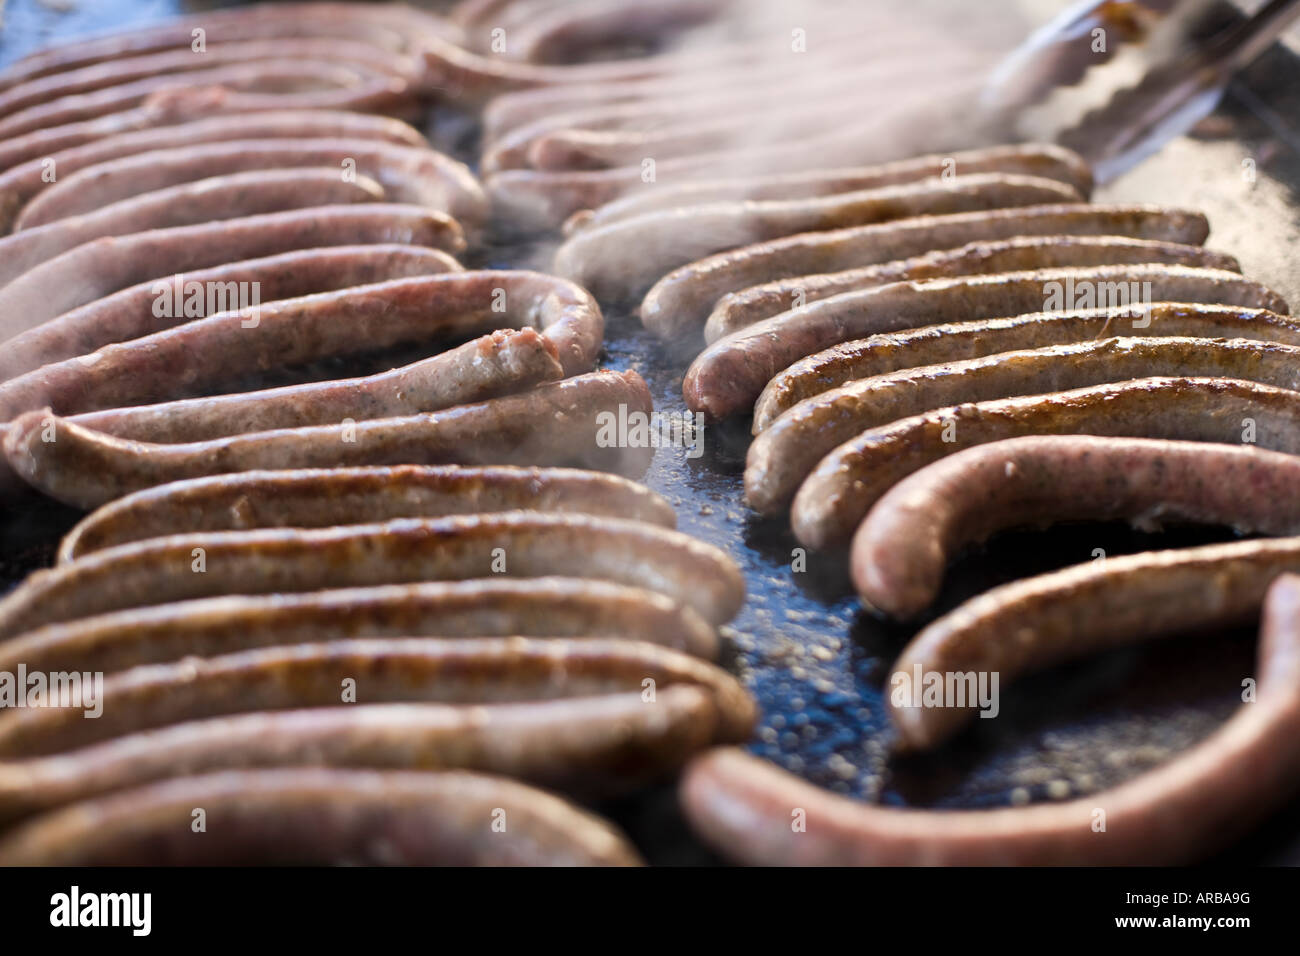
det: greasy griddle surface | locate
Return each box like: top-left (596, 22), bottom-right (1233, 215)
top-left (2, 0), bottom-right (1299, 865)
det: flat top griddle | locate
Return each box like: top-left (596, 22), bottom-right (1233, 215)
top-left (1, 0), bottom-right (1298, 866)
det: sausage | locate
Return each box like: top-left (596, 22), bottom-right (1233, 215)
top-left (13, 138), bottom-right (486, 233)
top-left (505, 0), bottom-right (730, 64)
top-left (889, 540), bottom-right (1300, 751)
top-left (786, 377), bottom-right (1300, 550)
top-left (0, 244), bottom-right (463, 383)
top-left (58, 465), bottom-right (676, 562)
top-left (0, 576), bottom-right (720, 675)
top-left (3, 370), bottom-right (653, 507)
top-left (0, 109), bottom-right (426, 220)
top-left (681, 571), bottom-right (1300, 867)
top-left (643, 204), bottom-right (1211, 343)
top-left (749, 337), bottom-right (1300, 515)
top-left (0, 169), bottom-right (387, 289)
top-left (704, 235), bottom-right (1240, 343)
top-left (66, 328), bottom-right (564, 443)
top-left (0, 686), bottom-right (735, 824)
top-left (554, 174), bottom-right (1085, 305)
top-left (568, 145), bottom-right (1094, 233)
top-left (0, 768), bottom-right (643, 866)
top-left (0, 512), bottom-right (744, 637)
top-left (0, 637), bottom-right (754, 758)
top-left (0, 205), bottom-right (465, 338)
top-left (0, 271), bottom-right (600, 421)
top-left (687, 264), bottom-right (1287, 422)
top-left (855, 437), bottom-right (1300, 618)
top-left (753, 303), bottom-right (1300, 433)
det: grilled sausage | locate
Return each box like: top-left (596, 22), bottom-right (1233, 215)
top-left (855, 437), bottom-right (1300, 617)
top-left (0, 512), bottom-right (744, 637)
top-left (785, 377), bottom-right (1300, 549)
top-left (687, 264), bottom-right (1286, 422)
top-left (704, 235), bottom-right (1240, 342)
top-left (0, 577), bottom-right (720, 675)
top-left (0, 768), bottom-right (643, 866)
top-left (681, 571), bottom-right (1300, 867)
top-left (752, 304), bottom-right (1300, 433)
top-left (554, 174), bottom-right (1084, 304)
top-left (3, 371), bottom-right (653, 506)
top-left (58, 466), bottom-right (676, 562)
top-left (0, 245), bottom-right (460, 383)
top-left (0, 205), bottom-right (465, 339)
top-left (642, 204), bottom-right (1210, 343)
top-left (749, 337), bottom-right (1300, 514)
top-left (0, 169), bottom-right (387, 288)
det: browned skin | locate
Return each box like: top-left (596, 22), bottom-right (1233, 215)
top-left (0, 769), bottom-right (644, 866)
top-left (555, 174), bottom-right (1084, 304)
top-left (14, 138), bottom-right (486, 232)
top-left (58, 466), bottom-right (677, 561)
top-left (0, 204), bottom-right (465, 338)
top-left (748, 336), bottom-right (1300, 514)
top-left (0, 244), bottom-right (463, 383)
top-left (753, 304), bottom-right (1300, 432)
top-left (786, 377), bottom-right (1300, 550)
top-left (0, 511), bottom-right (744, 637)
top-left (687, 264), bottom-right (1286, 422)
top-left (505, 0), bottom-right (729, 65)
top-left (0, 169), bottom-right (386, 288)
top-left (69, 328), bottom-right (564, 443)
top-left (704, 235), bottom-right (1240, 342)
top-left (644, 204), bottom-right (1210, 345)
top-left (0, 577), bottom-right (720, 675)
top-left (3, 371), bottom-right (654, 507)
top-left (0, 270), bottom-right (601, 422)
top-left (0, 110), bottom-right (426, 221)
top-left (854, 437), bottom-right (1300, 618)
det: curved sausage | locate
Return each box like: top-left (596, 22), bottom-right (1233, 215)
top-left (0, 512), bottom-right (744, 637)
top-left (704, 234), bottom-right (1240, 343)
top-left (642, 204), bottom-right (1210, 343)
top-left (752, 303), bottom-right (1300, 433)
top-left (3, 370), bottom-right (653, 507)
top-left (855, 437), bottom-right (1300, 618)
top-left (0, 576), bottom-right (720, 675)
top-left (58, 465), bottom-right (676, 562)
top-left (749, 336), bottom-right (1300, 514)
top-left (555, 174), bottom-right (1085, 305)
top-left (0, 205), bottom-right (465, 338)
top-left (13, 139), bottom-right (486, 233)
top-left (0, 244), bottom-right (463, 383)
top-left (785, 377), bottom-right (1300, 549)
top-left (687, 264), bottom-right (1286, 422)
top-left (0, 769), bottom-right (642, 866)
top-left (0, 169), bottom-right (386, 288)
top-left (682, 569), bottom-right (1300, 866)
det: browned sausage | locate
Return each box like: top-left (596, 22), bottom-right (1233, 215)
top-left (58, 465), bottom-right (676, 562)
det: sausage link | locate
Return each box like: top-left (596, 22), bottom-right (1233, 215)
top-left (59, 465), bottom-right (676, 562)
top-left (749, 336), bottom-right (1300, 514)
top-left (0, 768), bottom-right (642, 866)
top-left (855, 437), bottom-right (1300, 618)
top-left (786, 377), bottom-right (1300, 550)
top-left (688, 264), bottom-right (1286, 422)
top-left (642, 204), bottom-right (1210, 344)
top-left (753, 303), bottom-right (1300, 433)
top-left (0, 577), bottom-right (719, 675)
top-left (3, 371), bottom-right (652, 507)
top-left (704, 234), bottom-right (1240, 342)
top-left (682, 571), bottom-right (1300, 867)
top-left (0, 244), bottom-right (460, 384)
top-left (0, 204), bottom-right (465, 338)
top-left (555, 174), bottom-right (1084, 306)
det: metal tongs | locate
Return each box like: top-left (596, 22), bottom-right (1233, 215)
top-left (983, 0), bottom-right (1300, 183)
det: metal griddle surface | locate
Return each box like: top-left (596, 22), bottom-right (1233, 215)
top-left (2, 0), bottom-right (1299, 866)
